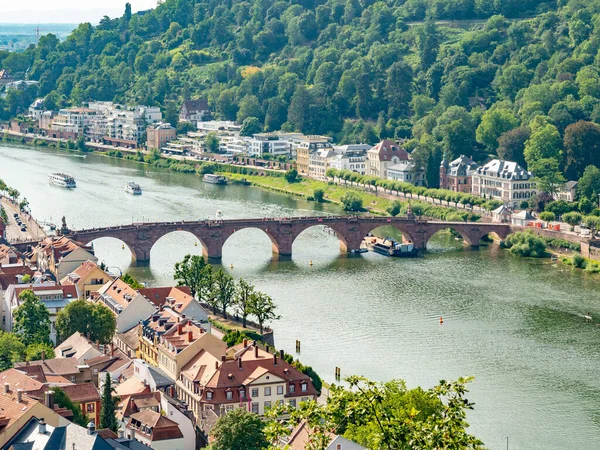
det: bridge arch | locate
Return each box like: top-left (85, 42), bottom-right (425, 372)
top-left (222, 226), bottom-right (284, 260)
top-left (290, 224), bottom-right (347, 259)
top-left (425, 226), bottom-right (473, 252)
top-left (150, 230), bottom-right (208, 263)
top-left (81, 236), bottom-right (136, 264)
top-left (362, 222), bottom-right (417, 247)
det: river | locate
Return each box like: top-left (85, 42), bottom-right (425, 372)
top-left (1, 144), bottom-right (599, 450)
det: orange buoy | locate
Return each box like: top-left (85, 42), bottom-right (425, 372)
top-left (439, 316), bottom-right (444, 325)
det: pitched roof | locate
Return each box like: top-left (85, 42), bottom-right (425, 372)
top-left (474, 159), bottom-right (533, 180)
top-left (87, 350), bottom-right (131, 374)
top-left (97, 278), bottom-right (149, 313)
top-left (114, 377), bottom-right (150, 397)
top-left (158, 319), bottom-right (208, 355)
top-left (16, 357), bottom-right (81, 376)
top-left (0, 265), bottom-right (35, 290)
top-left (0, 390), bottom-right (41, 433)
top-left (368, 140), bottom-right (409, 161)
top-left (138, 286), bottom-right (193, 311)
top-left (0, 368), bottom-right (46, 397)
top-left (181, 99), bottom-right (209, 113)
top-left (60, 383), bottom-right (100, 403)
top-left (10, 284), bottom-right (78, 306)
top-left (61, 260), bottom-right (110, 285)
top-left (115, 392), bottom-right (161, 421)
top-left (127, 410), bottom-right (183, 441)
top-left (117, 326), bottom-right (139, 351)
top-left (54, 332), bottom-right (102, 361)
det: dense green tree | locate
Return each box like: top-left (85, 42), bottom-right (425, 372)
top-left (288, 84), bottom-right (310, 132)
top-left (476, 109), bottom-right (519, 151)
top-left (284, 168), bottom-right (299, 183)
top-left (212, 407), bottom-right (268, 450)
top-left (340, 191), bottom-right (363, 211)
top-left (577, 165), bottom-right (600, 202)
top-left (55, 300), bottom-right (116, 345)
top-left (205, 132), bottom-right (220, 153)
top-left (503, 231), bottom-right (547, 257)
top-left (563, 121), bottom-right (600, 180)
top-left (100, 373), bottom-right (118, 432)
top-left (237, 95), bottom-right (262, 123)
top-left (248, 292), bottom-right (279, 334)
top-left (524, 123), bottom-right (562, 167)
top-left (13, 290), bottom-right (51, 346)
top-left (234, 279), bottom-right (255, 328)
top-left (529, 158), bottom-right (565, 196)
top-left (240, 117), bottom-right (262, 136)
top-left (417, 16), bottom-right (439, 71)
top-left (25, 342), bottom-right (55, 362)
top-left (497, 126), bottom-right (530, 167)
top-left (212, 269), bottom-right (236, 320)
top-left (121, 273), bottom-right (143, 289)
top-left (0, 332), bottom-right (26, 371)
top-left (53, 388), bottom-right (87, 426)
top-left (174, 254), bottom-right (207, 298)
top-left (563, 211), bottom-right (583, 231)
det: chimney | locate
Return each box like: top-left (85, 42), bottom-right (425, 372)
top-left (110, 343), bottom-right (115, 357)
top-left (221, 355), bottom-right (226, 362)
top-left (237, 357), bottom-right (242, 370)
top-left (243, 339), bottom-right (248, 348)
top-left (38, 419), bottom-right (46, 435)
top-left (188, 330), bottom-right (193, 342)
top-left (273, 353), bottom-right (278, 366)
top-left (16, 389), bottom-right (23, 403)
top-left (4, 383), bottom-right (9, 393)
top-left (86, 332), bottom-right (91, 340)
top-left (254, 346), bottom-right (259, 359)
top-left (178, 323), bottom-right (183, 335)
top-left (45, 391), bottom-right (54, 409)
top-left (87, 421), bottom-right (96, 435)
top-left (215, 361), bottom-right (219, 370)
top-left (41, 350), bottom-right (45, 361)
top-left (280, 349), bottom-right (285, 360)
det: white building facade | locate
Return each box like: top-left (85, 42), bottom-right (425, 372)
top-left (471, 159), bottom-right (537, 208)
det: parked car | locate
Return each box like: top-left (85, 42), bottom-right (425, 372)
top-left (20, 227), bottom-right (26, 232)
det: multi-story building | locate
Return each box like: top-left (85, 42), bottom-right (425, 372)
top-left (4, 283), bottom-right (79, 344)
top-left (179, 99), bottom-right (211, 123)
top-left (138, 286), bottom-right (209, 325)
top-left (366, 140), bottom-right (410, 178)
top-left (29, 236), bottom-right (97, 281)
top-left (296, 139), bottom-right (334, 175)
top-left (147, 122), bottom-right (176, 150)
top-left (440, 155), bottom-right (478, 193)
top-left (284, 134), bottom-right (332, 159)
top-left (247, 134), bottom-right (289, 158)
top-left (155, 319), bottom-right (226, 381)
top-left (308, 148), bottom-right (335, 180)
top-left (28, 98), bottom-right (45, 122)
top-left (554, 180), bottom-right (578, 202)
top-left (328, 149), bottom-right (368, 175)
top-left (176, 341), bottom-right (318, 426)
top-left (471, 159), bottom-right (537, 208)
top-left (50, 108), bottom-right (97, 135)
top-left (95, 278), bottom-right (156, 334)
top-left (125, 409), bottom-right (185, 450)
top-left (60, 260), bottom-right (113, 299)
top-left (387, 160), bottom-right (425, 186)
top-left (54, 331), bottom-right (103, 364)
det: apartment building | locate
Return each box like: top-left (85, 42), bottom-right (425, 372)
top-left (247, 134), bottom-right (289, 158)
top-left (471, 159), bottom-right (537, 208)
top-left (366, 140), bottom-right (410, 178)
top-left (147, 122), bottom-right (177, 150)
top-left (440, 155), bottom-right (478, 193)
top-left (296, 139), bottom-right (334, 175)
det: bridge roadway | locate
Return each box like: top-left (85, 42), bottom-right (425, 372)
top-left (63, 215), bottom-right (511, 263)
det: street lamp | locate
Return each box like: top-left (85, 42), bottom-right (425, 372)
top-left (504, 436), bottom-right (509, 450)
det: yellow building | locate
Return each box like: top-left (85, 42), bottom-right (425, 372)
top-left (60, 260), bottom-right (113, 298)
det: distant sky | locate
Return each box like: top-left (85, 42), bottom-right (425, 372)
top-left (0, 1), bottom-right (158, 24)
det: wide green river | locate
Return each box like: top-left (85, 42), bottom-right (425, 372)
top-left (1, 144), bottom-right (599, 449)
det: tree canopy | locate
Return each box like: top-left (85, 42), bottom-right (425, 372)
top-left (55, 299), bottom-right (116, 345)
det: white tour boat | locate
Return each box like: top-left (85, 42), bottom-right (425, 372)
top-left (125, 182), bottom-right (142, 195)
top-left (48, 173), bottom-right (76, 188)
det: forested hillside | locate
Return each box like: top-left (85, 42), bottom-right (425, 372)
top-left (5, 0), bottom-right (600, 191)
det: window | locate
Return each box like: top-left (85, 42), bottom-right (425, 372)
top-left (226, 405), bottom-right (234, 412)
top-left (289, 399), bottom-right (296, 408)
top-left (301, 383), bottom-right (307, 392)
top-left (301, 397), bottom-right (308, 403)
top-left (264, 401), bottom-right (271, 410)
top-left (264, 387), bottom-right (271, 396)
top-left (289, 384), bottom-right (295, 393)
top-left (206, 392), bottom-right (213, 400)
top-left (276, 385), bottom-right (283, 395)
top-left (251, 402), bottom-right (259, 413)
top-left (251, 388), bottom-right (259, 398)
top-left (70, 376), bottom-right (76, 382)
top-left (226, 391), bottom-right (233, 400)
top-left (86, 403), bottom-right (95, 413)
top-left (240, 389), bottom-right (246, 399)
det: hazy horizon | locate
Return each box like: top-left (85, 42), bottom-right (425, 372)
top-left (0, 1), bottom-right (157, 24)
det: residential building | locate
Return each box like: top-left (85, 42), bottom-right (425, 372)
top-left (30, 236), bottom-right (97, 281)
top-left (5, 417), bottom-right (115, 450)
top-left (28, 98), bottom-right (45, 122)
top-left (0, 263), bottom-right (36, 331)
top-left (61, 383), bottom-right (101, 426)
top-left (50, 107), bottom-right (97, 135)
top-left (308, 147), bottom-right (335, 180)
top-left (139, 307), bottom-right (184, 367)
top-left (0, 389), bottom-right (71, 448)
top-left (39, 110), bottom-right (55, 131)
top-left (328, 149), bottom-right (368, 175)
top-left (15, 357), bottom-right (92, 384)
top-left (147, 122), bottom-right (177, 150)
top-left (491, 205), bottom-right (511, 224)
top-left (179, 99), bottom-right (211, 123)
top-left (366, 140), bottom-right (410, 178)
top-left (284, 134), bottom-right (332, 159)
top-left (95, 278), bottom-right (156, 333)
top-left (54, 332), bottom-right (103, 364)
top-left (115, 325), bottom-right (139, 359)
top-left (177, 341), bottom-right (318, 427)
top-left (247, 134), bottom-right (289, 158)
top-left (512, 210), bottom-right (536, 227)
top-left (221, 136), bottom-right (248, 154)
top-left (554, 181), bottom-right (578, 202)
top-left (0, 244), bottom-right (18, 265)
top-left (125, 409), bottom-right (185, 450)
top-left (196, 120), bottom-right (241, 134)
top-left (91, 349), bottom-right (133, 388)
top-left (156, 319), bottom-right (226, 381)
top-left (440, 155), bottom-right (478, 193)
top-left (115, 392), bottom-right (161, 430)
top-left (386, 160), bottom-right (425, 186)
top-left (0, 69), bottom-right (13, 85)
top-left (4, 283), bottom-right (79, 344)
top-left (284, 420), bottom-right (366, 450)
top-left (129, 359), bottom-right (174, 394)
top-left (297, 139), bottom-right (334, 175)
top-left (471, 159), bottom-right (537, 208)
top-left (60, 260), bottom-right (113, 299)
top-left (160, 392), bottom-right (197, 450)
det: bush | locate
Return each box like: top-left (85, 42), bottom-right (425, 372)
top-left (340, 191), bottom-right (363, 211)
top-left (222, 329), bottom-right (263, 347)
top-left (284, 168), bottom-right (298, 183)
top-left (539, 211), bottom-right (555, 222)
top-left (313, 188), bottom-right (325, 202)
top-left (503, 231), bottom-right (547, 257)
top-left (386, 200), bottom-right (402, 216)
top-left (571, 254), bottom-right (587, 269)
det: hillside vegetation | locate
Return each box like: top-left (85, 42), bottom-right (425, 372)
top-left (5, 0), bottom-right (600, 195)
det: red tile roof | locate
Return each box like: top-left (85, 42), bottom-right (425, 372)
top-left (369, 140), bottom-right (409, 161)
top-left (127, 409), bottom-right (183, 441)
top-left (60, 383), bottom-right (100, 403)
top-left (139, 286), bottom-right (193, 312)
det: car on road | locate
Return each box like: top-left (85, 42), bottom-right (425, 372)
top-left (20, 227), bottom-right (26, 232)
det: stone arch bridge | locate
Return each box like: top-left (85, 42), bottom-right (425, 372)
top-left (66, 216), bottom-right (511, 264)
